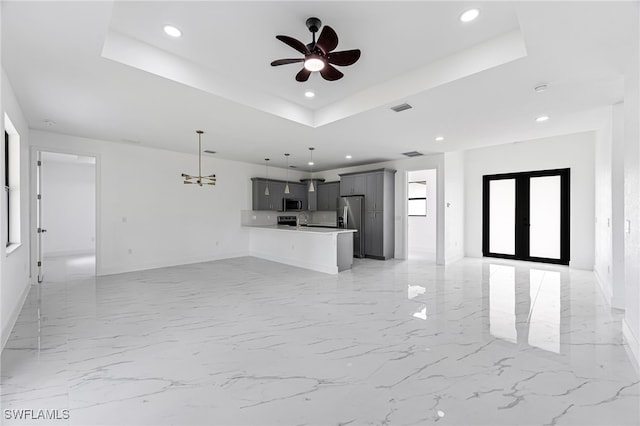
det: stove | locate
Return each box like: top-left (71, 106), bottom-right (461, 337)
top-left (277, 215), bottom-right (297, 226)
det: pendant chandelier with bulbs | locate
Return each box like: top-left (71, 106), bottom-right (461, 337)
top-left (181, 130), bottom-right (216, 186)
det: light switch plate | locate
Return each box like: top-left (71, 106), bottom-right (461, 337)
top-left (625, 219), bottom-right (631, 233)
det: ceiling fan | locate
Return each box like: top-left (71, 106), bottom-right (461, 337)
top-left (271, 17), bottom-right (361, 82)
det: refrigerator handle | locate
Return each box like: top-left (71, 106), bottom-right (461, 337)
top-left (343, 205), bottom-right (348, 229)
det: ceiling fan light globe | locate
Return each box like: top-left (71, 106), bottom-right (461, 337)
top-left (304, 57), bottom-right (325, 72)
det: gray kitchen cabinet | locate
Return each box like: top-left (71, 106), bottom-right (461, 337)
top-left (326, 182), bottom-right (340, 210)
top-left (288, 182), bottom-right (308, 210)
top-left (365, 172), bottom-right (384, 211)
top-left (339, 169), bottom-right (395, 259)
top-left (251, 178), bottom-right (287, 210)
top-left (301, 179), bottom-right (324, 211)
top-left (317, 183), bottom-right (329, 211)
top-left (317, 181), bottom-right (340, 211)
top-left (340, 174), bottom-right (366, 196)
top-left (364, 211), bottom-right (384, 258)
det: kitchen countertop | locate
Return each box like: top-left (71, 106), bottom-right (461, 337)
top-left (248, 225), bottom-right (357, 234)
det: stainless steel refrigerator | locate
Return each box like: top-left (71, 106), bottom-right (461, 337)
top-left (337, 195), bottom-right (365, 258)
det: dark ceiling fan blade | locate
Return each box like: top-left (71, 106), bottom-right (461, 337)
top-left (319, 64), bottom-right (344, 81)
top-left (315, 25), bottom-right (338, 54)
top-left (271, 58), bottom-right (305, 66)
top-left (327, 49), bottom-right (361, 67)
top-left (296, 68), bottom-right (312, 82)
top-left (276, 35), bottom-right (310, 55)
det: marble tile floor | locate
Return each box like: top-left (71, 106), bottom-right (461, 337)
top-left (39, 254), bottom-right (96, 284)
top-left (1, 257), bottom-right (638, 426)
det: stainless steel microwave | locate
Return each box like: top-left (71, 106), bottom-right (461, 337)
top-left (282, 198), bottom-right (302, 211)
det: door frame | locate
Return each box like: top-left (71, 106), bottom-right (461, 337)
top-left (402, 167), bottom-right (442, 263)
top-left (482, 168), bottom-right (570, 265)
top-left (29, 146), bottom-right (100, 282)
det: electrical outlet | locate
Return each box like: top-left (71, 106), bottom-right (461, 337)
top-left (128, 249), bottom-right (133, 254)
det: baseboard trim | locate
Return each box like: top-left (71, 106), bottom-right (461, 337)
top-left (622, 318), bottom-right (639, 371)
top-left (1, 281), bottom-right (32, 351)
top-left (43, 249), bottom-right (95, 258)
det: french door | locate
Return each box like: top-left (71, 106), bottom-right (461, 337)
top-left (482, 168), bottom-right (570, 265)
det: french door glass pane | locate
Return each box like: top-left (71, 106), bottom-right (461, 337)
top-left (529, 176), bottom-right (561, 259)
top-left (489, 179), bottom-right (515, 255)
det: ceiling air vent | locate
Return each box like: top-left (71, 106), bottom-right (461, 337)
top-left (203, 150), bottom-right (217, 155)
top-left (390, 103), bottom-right (413, 112)
top-left (402, 151), bottom-right (423, 158)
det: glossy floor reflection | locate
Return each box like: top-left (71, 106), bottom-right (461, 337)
top-left (1, 257), bottom-right (638, 425)
top-left (41, 253), bottom-right (96, 283)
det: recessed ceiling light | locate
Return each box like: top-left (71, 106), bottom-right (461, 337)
top-left (308, 161), bottom-right (314, 166)
top-left (435, 136), bottom-right (445, 141)
top-left (535, 115), bottom-right (550, 122)
top-left (305, 91), bottom-right (315, 98)
top-left (345, 155), bottom-right (352, 159)
top-left (460, 9), bottom-right (480, 23)
top-left (163, 25), bottom-right (182, 38)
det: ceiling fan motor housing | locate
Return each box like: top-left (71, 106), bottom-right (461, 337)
top-left (306, 17), bottom-right (322, 33)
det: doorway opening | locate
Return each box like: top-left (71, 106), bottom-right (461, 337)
top-left (37, 151), bottom-right (96, 283)
top-left (407, 169), bottom-right (437, 261)
top-left (482, 168), bottom-right (570, 265)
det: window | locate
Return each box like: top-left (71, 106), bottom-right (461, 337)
top-left (408, 181), bottom-right (427, 216)
top-left (4, 114), bottom-right (20, 250)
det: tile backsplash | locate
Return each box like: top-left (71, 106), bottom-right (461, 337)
top-left (241, 210), bottom-right (337, 226)
top-left (309, 211), bottom-right (337, 226)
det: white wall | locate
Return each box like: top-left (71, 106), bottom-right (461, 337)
top-left (29, 130), bottom-right (308, 276)
top-left (41, 155), bottom-right (95, 256)
top-left (1, 69), bottom-right (31, 349)
top-left (313, 154), bottom-right (446, 264)
top-left (594, 104), bottom-right (626, 309)
top-left (407, 169), bottom-right (437, 259)
top-left (594, 106), bottom-right (614, 303)
top-left (464, 131), bottom-right (595, 270)
top-left (444, 151), bottom-right (465, 264)
top-left (622, 4), bottom-right (640, 366)
top-left (612, 104), bottom-right (626, 309)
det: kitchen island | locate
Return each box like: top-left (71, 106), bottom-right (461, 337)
top-left (246, 225), bottom-right (357, 274)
